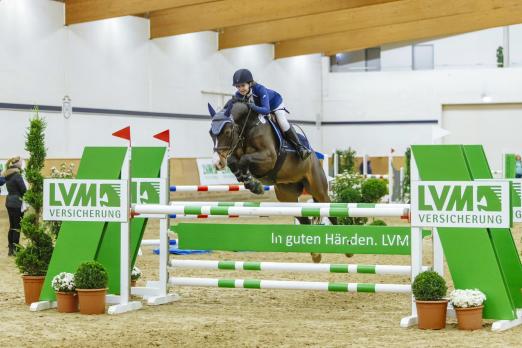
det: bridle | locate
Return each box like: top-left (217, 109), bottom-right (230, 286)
top-left (213, 104), bottom-right (253, 159)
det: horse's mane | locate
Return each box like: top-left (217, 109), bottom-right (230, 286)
top-left (230, 101), bottom-right (250, 121)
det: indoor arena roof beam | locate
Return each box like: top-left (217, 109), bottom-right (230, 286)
top-left (274, 1), bottom-right (522, 59)
top-left (149, 0), bottom-right (397, 39)
top-left (65, 0), bottom-right (218, 25)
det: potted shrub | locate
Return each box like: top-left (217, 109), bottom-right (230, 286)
top-left (75, 261), bottom-right (108, 315)
top-left (51, 272), bottom-right (78, 313)
top-left (449, 289), bottom-right (486, 330)
top-left (14, 111), bottom-right (54, 305)
top-left (131, 266), bottom-right (141, 287)
top-left (412, 270), bottom-right (448, 329)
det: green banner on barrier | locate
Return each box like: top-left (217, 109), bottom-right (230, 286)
top-left (174, 224), bottom-right (414, 255)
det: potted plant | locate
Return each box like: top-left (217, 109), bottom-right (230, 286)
top-left (449, 289), bottom-right (486, 330)
top-left (14, 110), bottom-right (54, 305)
top-left (51, 272), bottom-right (78, 313)
top-left (412, 270), bottom-right (448, 329)
top-left (131, 266), bottom-right (141, 287)
top-left (75, 261), bottom-right (108, 315)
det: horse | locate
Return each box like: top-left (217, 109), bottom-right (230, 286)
top-left (208, 101), bottom-right (337, 263)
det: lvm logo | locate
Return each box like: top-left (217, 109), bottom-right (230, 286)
top-left (411, 181), bottom-right (510, 228)
top-left (131, 179), bottom-right (163, 205)
top-left (509, 179), bottom-right (522, 222)
top-left (43, 179), bottom-right (128, 222)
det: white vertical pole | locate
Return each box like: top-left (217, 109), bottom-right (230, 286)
top-left (363, 154), bottom-right (368, 176)
top-left (399, 167), bottom-right (405, 202)
top-left (120, 147), bottom-right (131, 306)
top-left (388, 151), bottom-right (393, 203)
top-left (109, 142), bottom-right (142, 314)
top-left (333, 152), bottom-right (339, 176)
top-left (503, 26), bottom-right (510, 67)
top-left (401, 148), bottom-right (422, 327)
top-left (159, 147), bottom-right (169, 298)
top-left (410, 226), bottom-right (422, 321)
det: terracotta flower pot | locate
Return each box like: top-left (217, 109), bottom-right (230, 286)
top-left (131, 280), bottom-right (137, 287)
top-left (22, 275), bottom-right (45, 305)
top-left (56, 292), bottom-right (79, 313)
top-left (455, 305), bottom-right (484, 330)
top-left (77, 288), bottom-right (106, 315)
top-left (416, 300), bottom-right (448, 329)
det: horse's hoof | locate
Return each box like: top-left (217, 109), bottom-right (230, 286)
top-left (345, 253), bottom-right (354, 258)
top-left (311, 253), bottom-right (322, 263)
top-left (250, 182), bottom-right (264, 195)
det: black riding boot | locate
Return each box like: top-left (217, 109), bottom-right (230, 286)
top-left (12, 229), bottom-right (20, 255)
top-left (7, 229), bottom-right (14, 256)
top-left (284, 127), bottom-right (312, 160)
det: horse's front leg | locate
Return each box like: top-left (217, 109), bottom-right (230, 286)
top-left (227, 155), bottom-right (246, 183)
top-left (238, 151), bottom-right (271, 195)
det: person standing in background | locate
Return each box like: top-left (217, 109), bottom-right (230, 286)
top-left (3, 157), bottom-right (26, 256)
top-left (516, 155), bottom-right (522, 179)
top-left (0, 163), bottom-right (5, 193)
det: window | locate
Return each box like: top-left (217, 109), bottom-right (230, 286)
top-left (413, 44), bottom-right (434, 70)
top-left (330, 51), bottom-right (365, 72)
top-left (330, 47), bottom-right (381, 72)
top-left (365, 47), bottom-right (381, 71)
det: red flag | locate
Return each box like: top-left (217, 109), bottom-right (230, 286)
top-left (112, 126), bottom-right (131, 142)
top-left (153, 129), bottom-right (170, 145)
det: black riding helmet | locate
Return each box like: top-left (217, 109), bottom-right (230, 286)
top-left (232, 69), bottom-right (253, 86)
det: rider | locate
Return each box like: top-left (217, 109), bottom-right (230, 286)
top-left (228, 69), bottom-right (312, 160)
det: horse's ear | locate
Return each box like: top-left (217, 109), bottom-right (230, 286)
top-left (208, 103), bottom-right (216, 118)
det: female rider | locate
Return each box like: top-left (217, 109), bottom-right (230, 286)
top-left (227, 69), bottom-right (311, 160)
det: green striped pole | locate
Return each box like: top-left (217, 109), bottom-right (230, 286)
top-left (134, 204), bottom-right (409, 218)
top-left (169, 277), bottom-right (411, 293)
top-left (170, 201), bottom-right (409, 210)
top-left (169, 260), bottom-right (429, 275)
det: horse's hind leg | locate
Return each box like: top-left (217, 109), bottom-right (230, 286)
top-left (274, 183), bottom-right (321, 263)
top-left (303, 157), bottom-right (336, 224)
top-left (303, 158), bottom-right (353, 259)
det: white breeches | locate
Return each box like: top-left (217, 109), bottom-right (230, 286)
top-left (273, 102), bottom-right (291, 132)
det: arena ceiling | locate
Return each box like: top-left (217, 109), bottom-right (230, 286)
top-left (64, 0), bottom-right (522, 58)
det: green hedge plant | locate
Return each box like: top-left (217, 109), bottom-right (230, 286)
top-left (361, 178), bottom-right (388, 203)
top-left (412, 271), bottom-right (447, 301)
top-left (15, 109), bottom-right (54, 276)
top-left (75, 261), bottom-right (108, 289)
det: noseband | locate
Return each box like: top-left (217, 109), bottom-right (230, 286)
top-left (211, 105), bottom-right (253, 158)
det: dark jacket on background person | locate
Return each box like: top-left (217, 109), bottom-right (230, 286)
top-left (4, 168), bottom-right (26, 209)
top-left (0, 176), bottom-right (5, 187)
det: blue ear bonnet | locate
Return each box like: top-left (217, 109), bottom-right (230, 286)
top-left (210, 111), bottom-right (232, 136)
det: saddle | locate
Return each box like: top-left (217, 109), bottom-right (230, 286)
top-left (261, 114), bottom-right (313, 183)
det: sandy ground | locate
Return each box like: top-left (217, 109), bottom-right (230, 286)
top-left (0, 192), bottom-right (521, 347)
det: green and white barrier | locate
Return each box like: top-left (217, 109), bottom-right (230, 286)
top-left (170, 260), bottom-right (429, 275)
top-left (169, 277), bottom-right (411, 293)
top-left (134, 204), bottom-right (409, 219)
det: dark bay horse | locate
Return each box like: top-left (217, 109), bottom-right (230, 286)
top-left (208, 101), bottom-right (334, 263)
